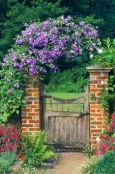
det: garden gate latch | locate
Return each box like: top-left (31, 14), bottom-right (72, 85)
top-left (79, 112), bottom-right (89, 117)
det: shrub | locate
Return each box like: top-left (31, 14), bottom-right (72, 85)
top-left (94, 150), bottom-right (115, 174)
top-left (78, 156), bottom-right (99, 174)
top-left (21, 131), bottom-right (57, 167)
top-left (0, 125), bottom-right (20, 154)
top-left (0, 151), bottom-right (17, 173)
top-left (46, 68), bottom-right (88, 93)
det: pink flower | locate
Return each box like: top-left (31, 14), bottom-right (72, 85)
top-left (112, 146), bottom-right (115, 150)
top-left (100, 135), bottom-right (108, 140)
top-left (111, 113), bottom-right (115, 120)
top-left (109, 137), bottom-right (115, 143)
top-left (94, 150), bottom-right (105, 156)
top-left (100, 143), bottom-right (109, 151)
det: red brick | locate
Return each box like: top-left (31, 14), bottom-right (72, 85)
top-left (90, 89), bottom-right (100, 92)
top-left (22, 119), bottom-right (27, 123)
top-left (90, 109), bottom-right (95, 112)
top-left (97, 118), bottom-right (103, 121)
top-left (97, 84), bottom-right (105, 88)
top-left (90, 129), bottom-right (102, 133)
top-left (97, 125), bottom-right (103, 128)
top-left (91, 113), bottom-right (103, 116)
top-left (91, 122), bottom-right (102, 124)
top-left (26, 101), bottom-right (33, 104)
top-left (22, 128), bottom-right (27, 132)
top-left (31, 105), bottom-right (39, 108)
top-left (34, 101), bottom-right (39, 104)
top-left (29, 128), bottom-right (40, 131)
top-left (96, 93), bottom-right (102, 96)
top-left (97, 76), bottom-right (108, 80)
top-left (25, 93), bottom-right (32, 97)
top-left (22, 116), bottom-right (32, 119)
top-left (21, 109), bottom-right (33, 112)
top-left (28, 113), bottom-right (39, 116)
top-left (90, 105), bottom-right (101, 109)
top-left (22, 124), bottom-right (33, 127)
top-left (29, 120), bottom-right (40, 123)
top-left (34, 109), bottom-right (39, 112)
top-left (90, 72), bottom-right (102, 76)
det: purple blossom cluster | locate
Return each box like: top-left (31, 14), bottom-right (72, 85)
top-left (2, 16), bottom-right (99, 76)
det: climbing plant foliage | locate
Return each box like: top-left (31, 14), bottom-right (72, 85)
top-left (0, 16), bottom-right (99, 123)
top-left (92, 38), bottom-right (115, 112)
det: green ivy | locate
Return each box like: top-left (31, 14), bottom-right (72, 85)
top-left (0, 61), bottom-right (27, 124)
top-left (92, 38), bottom-right (115, 113)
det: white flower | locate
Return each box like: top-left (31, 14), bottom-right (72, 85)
top-left (90, 54), bottom-right (94, 59)
top-left (96, 136), bottom-right (101, 144)
top-left (101, 81), bottom-right (104, 85)
top-left (98, 49), bottom-right (103, 54)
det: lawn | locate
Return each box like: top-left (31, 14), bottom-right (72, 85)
top-left (48, 92), bottom-right (83, 99)
top-left (46, 92), bottom-right (84, 112)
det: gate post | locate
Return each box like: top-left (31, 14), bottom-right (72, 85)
top-left (86, 65), bottom-right (112, 149)
top-left (21, 74), bottom-right (41, 133)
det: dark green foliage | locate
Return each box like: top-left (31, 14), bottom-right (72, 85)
top-left (61, 0), bottom-right (115, 38)
top-left (95, 151), bottom-right (115, 174)
top-left (0, 151), bottom-right (17, 173)
top-left (45, 67), bottom-right (88, 93)
top-left (0, 0), bottom-right (68, 59)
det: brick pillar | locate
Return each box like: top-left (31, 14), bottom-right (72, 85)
top-left (21, 74), bottom-right (40, 133)
top-left (86, 65), bottom-right (112, 149)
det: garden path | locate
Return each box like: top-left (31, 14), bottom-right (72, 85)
top-left (39, 152), bottom-right (86, 174)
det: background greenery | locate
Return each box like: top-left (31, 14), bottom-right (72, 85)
top-left (45, 67), bottom-right (88, 93)
top-left (0, 0), bottom-right (115, 93)
top-left (0, 0), bottom-right (115, 60)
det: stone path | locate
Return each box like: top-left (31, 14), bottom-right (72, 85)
top-left (40, 152), bottom-right (86, 174)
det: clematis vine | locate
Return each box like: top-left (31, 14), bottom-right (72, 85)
top-left (2, 16), bottom-right (99, 76)
top-left (0, 16), bottom-right (100, 123)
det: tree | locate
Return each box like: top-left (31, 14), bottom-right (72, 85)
top-left (0, 0), bottom-right (68, 60)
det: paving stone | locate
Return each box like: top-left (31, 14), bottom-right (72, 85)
top-left (40, 152), bottom-right (86, 174)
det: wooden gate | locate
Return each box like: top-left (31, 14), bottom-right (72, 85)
top-left (41, 86), bottom-right (89, 148)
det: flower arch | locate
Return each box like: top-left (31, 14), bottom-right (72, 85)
top-left (0, 16), bottom-right (99, 123)
top-left (3, 16), bottom-right (99, 76)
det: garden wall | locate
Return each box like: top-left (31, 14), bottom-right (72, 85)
top-left (21, 65), bottom-right (112, 149)
top-left (87, 65), bottom-right (112, 148)
top-left (21, 75), bottom-right (41, 132)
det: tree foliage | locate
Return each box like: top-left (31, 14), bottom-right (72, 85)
top-left (0, 0), bottom-right (68, 59)
top-left (0, 0), bottom-right (115, 60)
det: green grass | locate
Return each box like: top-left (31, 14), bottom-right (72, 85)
top-left (48, 92), bottom-right (83, 99)
top-left (46, 92), bottom-right (84, 112)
